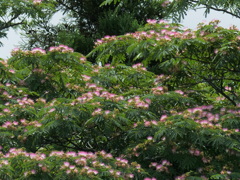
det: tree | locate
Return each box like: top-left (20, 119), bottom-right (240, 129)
top-left (0, 0), bottom-right (55, 46)
top-left (167, 0), bottom-right (240, 21)
top-left (90, 19), bottom-right (240, 106)
top-left (0, 40), bottom-right (239, 179)
top-left (19, 0), bottom-right (167, 56)
top-left (101, 0), bottom-right (240, 21)
top-left (1, 0), bottom-right (240, 179)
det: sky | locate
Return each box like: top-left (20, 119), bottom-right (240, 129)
top-left (1, 8), bottom-right (240, 59)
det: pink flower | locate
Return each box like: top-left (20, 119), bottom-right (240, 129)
top-left (160, 115), bottom-right (167, 122)
top-left (194, 150), bottom-right (201, 156)
top-left (105, 110), bottom-right (111, 115)
top-left (48, 108), bottom-right (55, 113)
top-left (175, 90), bottom-right (184, 95)
top-left (127, 174), bottom-right (134, 178)
top-left (93, 170), bottom-right (98, 175)
top-left (9, 69), bottom-right (15, 73)
top-left (33, 0), bottom-right (42, 4)
top-left (147, 19), bottom-right (157, 24)
top-left (82, 75), bottom-right (91, 81)
top-left (3, 109), bottom-right (10, 113)
top-left (69, 165), bottom-right (75, 169)
top-left (144, 121), bottom-right (151, 127)
top-left (63, 161), bottom-right (70, 167)
top-left (145, 98), bottom-right (151, 104)
top-left (31, 48), bottom-right (46, 54)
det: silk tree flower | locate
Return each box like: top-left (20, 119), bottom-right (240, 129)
top-left (31, 48), bottom-right (46, 54)
top-left (33, 0), bottom-right (42, 4)
top-left (49, 45), bottom-right (74, 53)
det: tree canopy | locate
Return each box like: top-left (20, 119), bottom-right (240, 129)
top-left (19, 0), bottom-right (166, 56)
top-left (101, 0), bottom-right (240, 21)
top-left (1, 0), bottom-right (240, 179)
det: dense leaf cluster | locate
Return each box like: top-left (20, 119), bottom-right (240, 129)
top-left (91, 20), bottom-right (240, 106)
top-left (0, 34), bottom-right (240, 178)
top-left (1, 0), bottom-right (240, 179)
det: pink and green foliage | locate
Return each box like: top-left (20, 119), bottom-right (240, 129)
top-left (91, 19), bottom-right (240, 106)
top-left (2, 20), bottom-right (240, 179)
top-left (0, 45), bottom-right (196, 179)
top-left (0, 148), bottom-right (145, 179)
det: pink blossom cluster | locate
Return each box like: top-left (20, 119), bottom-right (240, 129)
top-left (95, 35), bottom-right (117, 46)
top-left (72, 87), bottom-right (124, 105)
top-left (154, 74), bottom-right (171, 85)
top-left (2, 121), bottom-right (19, 129)
top-left (49, 45), bottom-right (74, 53)
top-left (189, 148), bottom-right (202, 156)
top-left (61, 161), bottom-right (98, 175)
top-left (0, 148), bottom-right (143, 178)
top-left (183, 105), bottom-right (221, 129)
top-left (144, 120), bottom-right (158, 127)
top-left (0, 59), bottom-right (9, 67)
top-left (16, 97), bottom-right (34, 107)
top-left (144, 177), bottom-right (157, 180)
top-left (104, 63), bottom-right (114, 69)
top-left (4, 148), bottom-right (46, 160)
top-left (1, 119), bottom-right (42, 130)
top-left (0, 160), bottom-right (9, 168)
top-left (91, 108), bottom-right (115, 118)
top-left (94, 20), bottom-right (197, 46)
top-left (176, 174), bottom-right (208, 180)
top-left (33, 0), bottom-right (42, 4)
top-left (94, 19), bottom-right (240, 53)
top-left (151, 86), bottom-right (165, 95)
top-left (80, 57), bottom-right (87, 63)
top-left (174, 90), bottom-right (184, 95)
top-left (92, 108), bottom-right (102, 116)
top-left (150, 160), bottom-right (172, 173)
top-left (175, 174), bottom-right (187, 180)
top-left (146, 19), bottom-right (168, 25)
top-left (81, 75), bottom-right (91, 81)
top-left (160, 114), bottom-right (168, 122)
top-left (100, 91), bottom-right (124, 101)
top-left (161, 0), bottom-right (171, 7)
top-left (115, 157), bottom-right (129, 168)
top-left (24, 170), bottom-right (37, 177)
top-left (31, 47), bottom-right (46, 54)
top-left (127, 96), bottom-right (150, 109)
top-left (132, 63), bottom-right (147, 71)
top-left (32, 68), bottom-right (45, 73)
top-left (175, 105), bottom-right (240, 133)
top-left (11, 47), bottom-right (46, 56)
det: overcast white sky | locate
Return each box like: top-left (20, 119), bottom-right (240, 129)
top-left (1, 8), bottom-right (240, 59)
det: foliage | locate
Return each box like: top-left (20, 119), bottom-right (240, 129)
top-left (167, 0), bottom-right (240, 21)
top-left (0, 0), bottom-right (55, 45)
top-left (19, 0), bottom-right (167, 56)
top-left (0, 40), bottom-right (239, 179)
top-left (2, 0), bottom-right (240, 179)
top-left (101, 0), bottom-right (240, 21)
top-left (91, 19), bottom-right (240, 106)
top-left (0, 148), bottom-right (147, 179)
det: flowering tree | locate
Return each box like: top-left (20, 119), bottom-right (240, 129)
top-left (91, 19), bottom-right (240, 106)
top-left (1, 0), bottom-right (240, 179)
top-left (20, 0), bottom-right (167, 55)
top-left (0, 37), bottom-right (240, 179)
top-left (101, 0), bottom-right (240, 21)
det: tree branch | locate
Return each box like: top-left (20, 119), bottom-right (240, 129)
top-left (190, 0), bottom-right (240, 19)
top-left (202, 77), bottom-right (237, 106)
